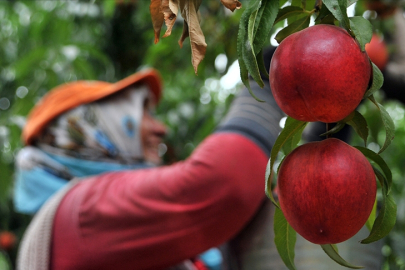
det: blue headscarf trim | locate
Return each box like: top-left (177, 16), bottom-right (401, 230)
top-left (14, 151), bottom-right (152, 214)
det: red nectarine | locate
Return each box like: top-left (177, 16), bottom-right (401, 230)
top-left (270, 25), bottom-right (371, 123)
top-left (366, 34), bottom-right (389, 71)
top-left (277, 138), bottom-right (376, 244)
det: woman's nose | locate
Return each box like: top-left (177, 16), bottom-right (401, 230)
top-left (152, 119), bottom-right (167, 137)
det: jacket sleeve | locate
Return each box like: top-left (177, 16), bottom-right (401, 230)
top-left (51, 133), bottom-right (269, 270)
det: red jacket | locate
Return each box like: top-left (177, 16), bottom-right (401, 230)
top-left (50, 133), bottom-right (268, 270)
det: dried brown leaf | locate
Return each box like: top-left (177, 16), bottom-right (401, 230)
top-left (220, 0), bottom-right (242, 12)
top-left (178, 0), bottom-right (206, 74)
top-left (162, 0), bottom-right (178, 38)
top-left (150, 0), bottom-right (164, 44)
top-left (178, 20), bottom-right (189, 48)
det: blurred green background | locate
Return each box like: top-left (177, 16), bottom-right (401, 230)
top-left (0, 0), bottom-right (404, 269)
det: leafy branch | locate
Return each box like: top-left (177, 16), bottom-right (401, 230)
top-left (246, 0), bottom-right (397, 269)
top-left (148, 0), bottom-right (397, 269)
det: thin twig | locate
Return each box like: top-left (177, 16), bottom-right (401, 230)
top-left (315, 0), bottom-right (322, 11)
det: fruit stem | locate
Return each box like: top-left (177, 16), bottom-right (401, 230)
top-left (326, 123), bottom-right (331, 139)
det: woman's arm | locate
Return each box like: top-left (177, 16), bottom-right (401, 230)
top-left (51, 133), bottom-right (269, 270)
top-left (51, 75), bottom-right (284, 270)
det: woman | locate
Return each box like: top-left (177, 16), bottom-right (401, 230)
top-left (14, 67), bottom-right (284, 270)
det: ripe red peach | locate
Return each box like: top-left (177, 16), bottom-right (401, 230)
top-left (277, 138), bottom-right (376, 244)
top-left (270, 25), bottom-right (371, 123)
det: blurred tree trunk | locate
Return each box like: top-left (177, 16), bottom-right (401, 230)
top-left (105, 1), bottom-right (148, 77)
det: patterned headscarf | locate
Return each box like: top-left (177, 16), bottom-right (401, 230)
top-left (35, 85), bottom-right (150, 164)
top-left (14, 85), bottom-right (154, 214)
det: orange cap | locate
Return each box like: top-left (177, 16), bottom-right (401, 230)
top-left (22, 68), bottom-right (162, 145)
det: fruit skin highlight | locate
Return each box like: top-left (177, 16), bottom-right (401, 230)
top-left (277, 138), bottom-right (376, 245)
top-left (270, 24), bottom-right (371, 123)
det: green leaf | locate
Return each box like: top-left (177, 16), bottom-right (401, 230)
top-left (266, 117), bottom-right (307, 202)
top-left (288, 0), bottom-right (302, 24)
top-left (364, 62), bottom-right (384, 98)
top-left (238, 0), bottom-right (279, 97)
top-left (237, 36), bottom-right (254, 100)
top-left (354, 146), bottom-right (392, 192)
top-left (319, 111), bottom-right (366, 139)
top-left (323, 0), bottom-right (351, 32)
top-left (237, 2), bottom-right (264, 102)
top-left (238, 0), bottom-right (264, 92)
top-left (248, 6), bottom-right (260, 49)
top-left (306, 0), bottom-right (316, 9)
top-left (244, 1), bottom-right (264, 87)
top-left (315, 3), bottom-right (335, 25)
top-left (274, 207), bottom-right (297, 270)
top-left (321, 244), bottom-right (364, 269)
top-left (276, 155), bottom-right (287, 175)
top-left (244, 0), bottom-right (279, 91)
top-left (275, 14), bottom-right (311, 44)
top-left (236, 57), bottom-right (252, 98)
top-left (366, 198), bottom-right (377, 231)
top-left (251, 0), bottom-right (280, 55)
top-left (280, 0), bottom-right (289, 7)
top-left (256, 49), bottom-right (269, 80)
top-left (319, 14), bottom-right (336, 25)
top-left (301, 0), bottom-right (306, 9)
top-left (265, 159), bottom-right (279, 207)
top-left (367, 95), bottom-right (395, 154)
top-left (367, 168), bottom-right (396, 244)
top-left (347, 111), bottom-right (369, 146)
top-left (361, 184), bottom-right (397, 244)
top-left (320, 122), bottom-right (346, 137)
top-left (274, 6), bottom-right (305, 24)
top-left (282, 117), bottom-right (306, 155)
top-left (373, 167), bottom-right (388, 194)
top-left (349, 16), bottom-right (372, 51)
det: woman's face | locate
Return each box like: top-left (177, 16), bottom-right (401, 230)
top-left (140, 97), bottom-right (167, 165)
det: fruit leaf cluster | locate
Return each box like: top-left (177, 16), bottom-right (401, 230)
top-left (246, 0), bottom-right (398, 269)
